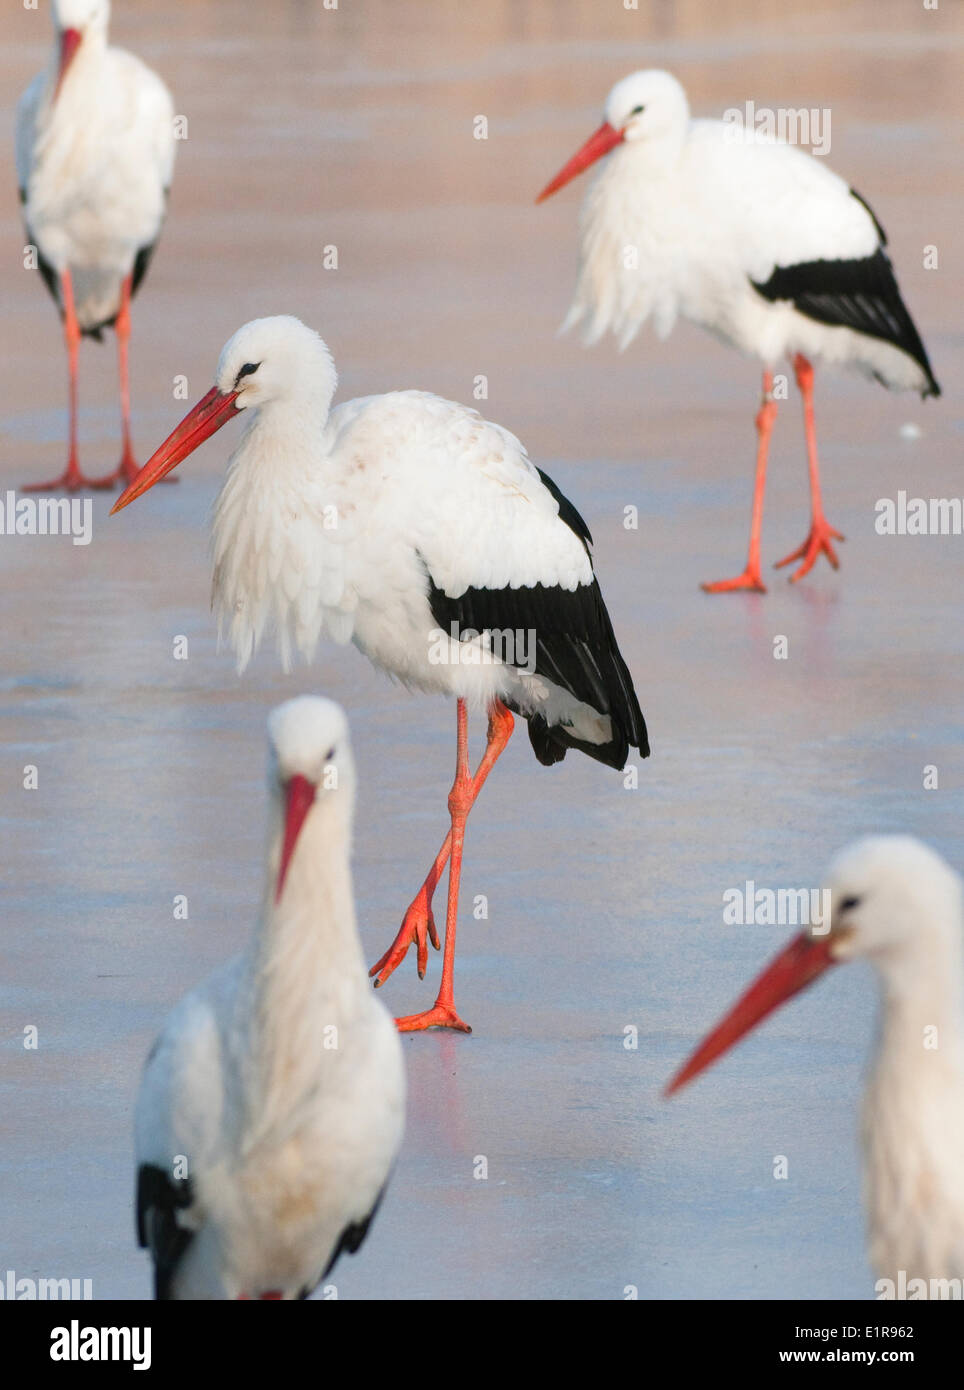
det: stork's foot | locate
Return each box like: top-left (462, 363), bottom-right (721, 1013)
top-left (395, 1001), bottom-right (472, 1034)
top-left (370, 887), bottom-right (440, 987)
top-left (23, 462), bottom-right (117, 493)
top-left (701, 566), bottom-right (767, 595)
top-left (774, 518), bottom-right (844, 583)
top-left (117, 450), bottom-right (142, 487)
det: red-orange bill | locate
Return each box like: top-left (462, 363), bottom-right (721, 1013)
top-left (110, 386), bottom-right (239, 516)
top-left (536, 121), bottom-right (624, 203)
top-left (276, 774), bottom-right (316, 904)
top-left (664, 930), bottom-right (838, 1096)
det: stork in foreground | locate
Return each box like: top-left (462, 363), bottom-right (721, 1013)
top-left (111, 315), bottom-right (649, 1034)
top-left (666, 836), bottom-right (964, 1291)
top-left (135, 696), bottom-right (405, 1300)
top-left (537, 70), bottom-right (940, 593)
top-left (17, 0), bottom-right (175, 491)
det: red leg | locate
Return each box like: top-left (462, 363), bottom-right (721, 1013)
top-left (774, 354), bottom-right (844, 582)
top-left (702, 371), bottom-right (776, 594)
top-left (24, 270), bottom-right (116, 493)
top-left (115, 274), bottom-right (138, 483)
top-left (370, 835), bottom-right (446, 985)
top-left (370, 699), bottom-right (514, 987)
top-left (88, 275), bottom-right (174, 488)
top-left (391, 699), bottom-right (514, 1034)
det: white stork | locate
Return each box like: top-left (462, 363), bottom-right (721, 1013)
top-left (537, 70), bottom-right (940, 593)
top-left (135, 696), bottom-right (405, 1300)
top-left (17, 0), bottom-right (175, 492)
top-left (111, 315), bottom-right (648, 1033)
top-left (666, 836), bottom-right (964, 1292)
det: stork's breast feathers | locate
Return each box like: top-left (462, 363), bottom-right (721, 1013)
top-left (17, 47), bottom-right (175, 266)
top-left (210, 392), bottom-right (595, 675)
top-left (212, 461), bottom-right (357, 673)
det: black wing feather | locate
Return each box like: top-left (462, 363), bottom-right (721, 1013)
top-left (751, 216), bottom-right (940, 398)
top-left (136, 1163), bottom-right (195, 1302)
top-left (130, 235), bottom-right (161, 300)
top-left (849, 187), bottom-right (888, 246)
top-left (23, 216), bottom-right (66, 324)
top-left (297, 1186), bottom-right (390, 1299)
top-left (535, 466), bottom-right (593, 549)
top-left (424, 469), bottom-right (648, 770)
top-left (20, 185), bottom-right (167, 342)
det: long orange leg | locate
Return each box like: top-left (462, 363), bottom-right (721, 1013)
top-left (106, 277), bottom-right (176, 488)
top-left (701, 371), bottom-right (777, 594)
top-left (370, 698), bottom-right (514, 987)
top-left (24, 270), bottom-right (115, 493)
top-left (115, 274), bottom-right (139, 484)
top-left (89, 274), bottom-right (174, 488)
top-left (371, 834), bottom-right (447, 984)
top-left (391, 699), bottom-right (514, 1034)
top-left (774, 354), bottom-right (844, 582)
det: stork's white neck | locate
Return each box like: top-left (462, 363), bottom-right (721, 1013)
top-left (614, 125), bottom-right (688, 182)
top-left (861, 940), bottom-right (964, 1283)
top-left (211, 398), bottom-right (339, 674)
top-left (239, 795), bottom-right (369, 1137)
top-left (869, 938), bottom-right (964, 1104)
top-left (48, 27), bottom-right (109, 106)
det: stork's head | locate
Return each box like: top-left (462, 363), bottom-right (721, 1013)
top-left (53, 0), bottom-right (110, 31)
top-left (536, 69), bottom-right (690, 202)
top-left (51, 0), bottom-right (109, 97)
top-left (213, 315), bottom-right (338, 414)
top-left (267, 696), bottom-right (354, 905)
top-left (665, 835), bottom-right (963, 1096)
top-left (820, 836), bottom-right (963, 969)
top-left (111, 316), bottom-right (339, 516)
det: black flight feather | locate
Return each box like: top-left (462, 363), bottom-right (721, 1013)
top-left (136, 1163), bottom-right (195, 1302)
top-left (750, 192), bottom-right (939, 398)
top-left (423, 469), bottom-right (648, 770)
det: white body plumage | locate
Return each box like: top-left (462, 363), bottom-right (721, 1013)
top-left (558, 70), bottom-right (936, 396)
top-left (209, 320), bottom-right (618, 750)
top-left (134, 697), bottom-right (405, 1300)
top-left (841, 841), bottom-right (964, 1288)
top-left (16, 0), bottom-right (175, 332)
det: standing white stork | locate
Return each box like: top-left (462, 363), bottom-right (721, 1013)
top-left (537, 70), bottom-right (940, 593)
top-left (17, 0), bottom-right (175, 492)
top-left (666, 836), bottom-right (964, 1292)
top-left (135, 696), bottom-right (405, 1300)
top-left (111, 315), bottom-right (648, 1034)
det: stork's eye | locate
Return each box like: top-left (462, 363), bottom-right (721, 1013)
top-left (324, 747), bottom-right (335, 762)
top-left (235, 362), bottom-right (261, 386)
top-left (839, 895), bottom-right (862, 912)
top-left (629, 104), bottom-right (645, 116)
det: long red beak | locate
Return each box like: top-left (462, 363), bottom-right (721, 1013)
top-left (664, 931), bottom-right (838, 1096)
top-left (535, 121), bottom-right (624, 203)
top-left (276, 774), bottom-right (317, 904)
top-left (110, 386), bottom-right (240, 515)
top-left (55, 29), bottom-right (83, 102)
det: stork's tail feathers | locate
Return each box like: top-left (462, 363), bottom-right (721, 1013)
top-left (520, 592), bottom-right (649, 770)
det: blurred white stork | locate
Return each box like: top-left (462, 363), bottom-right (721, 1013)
top-left (135, 696), bottom-right (405, 1300)
top-left (111, 315), bottom-right (648, 1033)
top-left (666, 836), bottom-right (964, 1292)
top-left (538, 70), bottom-right (940, 593)
top-left (17, 0), bottom-right (175, 491)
